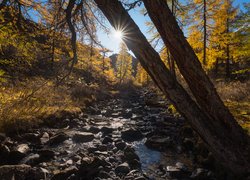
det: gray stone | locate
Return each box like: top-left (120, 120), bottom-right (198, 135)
top-left (115, 162), bottom-right (130, 175)
top-left (73, 132), bottom-right (94, 143)
top-left (20, 153), bottom-right (40, 165)
top-left (48, 132), bottom-right (69, 145)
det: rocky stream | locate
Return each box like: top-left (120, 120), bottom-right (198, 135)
top-left (0, 89), bottom-right (218, 180)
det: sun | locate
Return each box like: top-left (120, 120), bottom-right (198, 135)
top-left (114, 30), bottom-right (123, 40)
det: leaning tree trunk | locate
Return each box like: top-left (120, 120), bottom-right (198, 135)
top-left (94, 0), bottom-right (250, 176)
top-left (142, 0), bottom-right (248, 148)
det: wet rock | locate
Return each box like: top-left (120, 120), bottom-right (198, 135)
top-left (0, 164), bottom-right (32, 180)
top-left (123, 147), bottom-right (140, 169)
top-left (20, 153), bottom-right (40, 165)
top-left (115, 141), bottom-right (127, 150)
top-left (145, 136), bottom-right (173, 150)
top-left (73, 132), bottom-right (94, 143)
top-left (121, 129), bottom-right (143, 142)
top-left (48, 132), bottom-right (69, 145)
top-left (115, 162), bottom-right (130, 175)
top-left (52, 166), bottom-right (78, 180)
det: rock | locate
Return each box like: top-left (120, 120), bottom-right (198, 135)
top-left (40, 132), bottom-right (50, 144)
top-left (135, 176), bottom-right (146, 180)
top-left (145, 136), bottom-right (173, 150)
top-left (0, 164), bottom-right (32, 180)
top-left (16, 144), bottom-right (30, 154)
top-left (48, 132), bottom-right (69, 145)
top-left (167, 166), bottom-right (186, 178)
top-left (52, 166), bottom-right (78, 180)
top-left (20, 153), bottom-right (40, 165)
top-left (121, 129), bottom-right (143, 142)
top-left (98, 144), bottom-right (108, 152)
top-left (73, 132), bottom-right (94, 143)
top-left (102, 136), bottom-right (113, 144)
top-left (115, 162), bottom-right (130, 175)
top-left (176, 162), bottom-right (188, 172)
top-left (79, 157), bottom-right (110, 179)
top-left (21, 133), bottom-right (40, 143)
top-left (129, 159), bottom-right (141, 170)
top-left (101, 127), bottom-right (114, 135)
top-left (190, 168), bottom-right (209, 179)
top-left (88, 126), bottom-right (100, 134)
top-left (98, 170), bottom-right (112, 179)
top-left (115, 141), bottom-right (127, 150)
top-left (66, 159), bottom-right (73, 165)
top-left (37, 149), bottom-right (55, 161)
top-left (0, 145), bottom-right (10, 162)
top-left (123, 147), bottom-right (140, 167)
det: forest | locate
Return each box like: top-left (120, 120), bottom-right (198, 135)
top-left (0, 0), bottom-right (249, 179)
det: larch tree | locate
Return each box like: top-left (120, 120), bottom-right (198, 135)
top-left (209, 0), bottom-right (238, 77)
top-left (186, 0), bottom-right (219, 68)
top-left (94, 0), bottom-right (249, 176)
top-left (116, 43), bottom-right (133, 84)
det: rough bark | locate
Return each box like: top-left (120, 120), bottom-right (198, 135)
top-left (66, 0), bottom-right (77, 66)
top-left (94, 0), bottom-right (249, 176)
top-left (142, 0), bottom-right (248, 148)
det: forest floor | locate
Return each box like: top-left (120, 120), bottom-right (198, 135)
top-left (0, 87), bottom-right (232, 180)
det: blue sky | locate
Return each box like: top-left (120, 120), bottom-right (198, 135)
top-left (97, 0), bottom-right (249, 55)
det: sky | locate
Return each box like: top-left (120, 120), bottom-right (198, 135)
top-left (96, 0), bottom-right (249, 55)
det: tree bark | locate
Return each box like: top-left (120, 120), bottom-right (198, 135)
top-left (94, 0), bottom-right (249, 176)
top-left (142, 0), bottom-right (248, 149)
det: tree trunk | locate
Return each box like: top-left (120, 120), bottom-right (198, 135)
top-left (94, 0), bottom-right (249, 176)
top-left (142, 0), bottom-right (248, 151)
top-left (226, 18), bottom-right (230, 78)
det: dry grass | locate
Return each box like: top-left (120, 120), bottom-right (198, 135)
top-left (0, 77), bottom-right (100, 133)
top-left (215, 80), bottom-right (250, 134)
